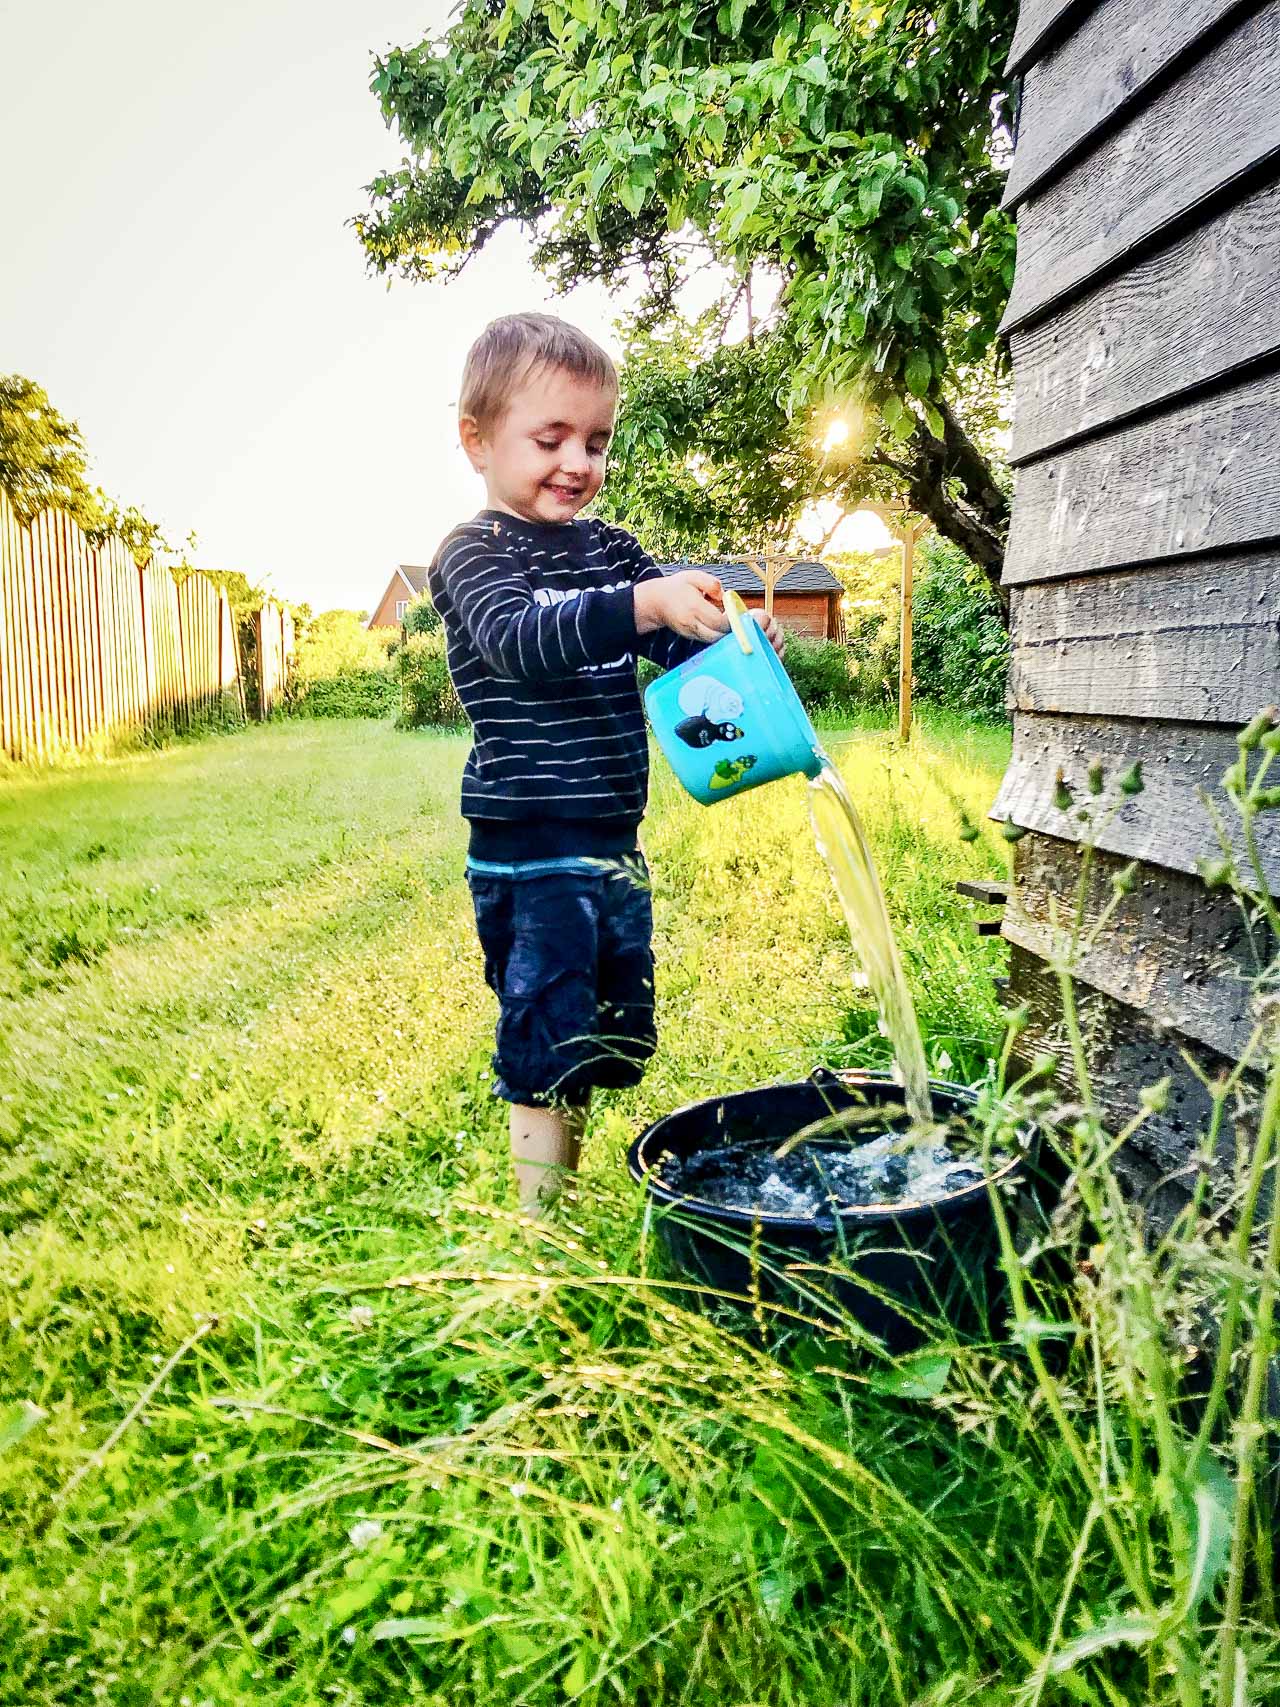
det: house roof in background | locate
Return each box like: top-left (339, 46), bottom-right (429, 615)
top-left (398, 564), bottom-right (431, 594)
top-left (658, 559), bottom-right (843, 595)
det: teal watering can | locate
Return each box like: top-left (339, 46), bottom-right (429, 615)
top-left (645, 590), bottom-right (825, 805)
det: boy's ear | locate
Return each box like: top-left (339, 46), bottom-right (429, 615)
top-left (459, 414), bottom-right (487, 473)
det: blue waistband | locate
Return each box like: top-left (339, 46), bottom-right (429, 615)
top-left (466, 854), bottom-right (640, 881)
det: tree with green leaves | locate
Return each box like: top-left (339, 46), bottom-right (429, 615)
top-left (0, 374), bottom-right (169, 561)
top-left (354, 0), bottom-right (1017, 603)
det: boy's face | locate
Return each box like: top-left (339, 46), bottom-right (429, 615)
top-left (461, 365), bottom-right (616, 526)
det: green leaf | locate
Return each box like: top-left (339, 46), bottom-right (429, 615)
top-left (923, 402), bottom-right (945, 439)
top-left (619, 173), bottom-right (648, 214)
top-left (588, 157), bottom-right (613, 200)
top-left (0, 1400), bottom-right (46, 1454)
top-left (724, 176), bottom-right (762, 239)
top-left (865, 1353), bottom-right (951, 1399)
top-left (372, 1615), bottom-right (452, 1642)
top-left (704, 111), bottom-right (727, 152)
top-left (1184, 1457), bottom-right (1235, 1612)
top-left (892, 409), bottom-right (916, 442)
top-left (858, 176), bottom-right (884, 221)
top-left (1013, 1315), bottom-right (1078, 1342)
top-left (904, 350), bottom-right (931, 398)
top-left (564, 1653), bottom-right (590, 1694)
top-left (893, 241), bottom-right (913, 270)
top-left (1047, 1613), bottom-right (1161, 1675)
top-left (729, 0), bottom-right (746, 33)
top-left (669, 90), bottom-right (696, 129)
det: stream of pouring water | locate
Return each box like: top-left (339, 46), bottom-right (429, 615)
top-left (807, 758), bottom-right (934, 1127)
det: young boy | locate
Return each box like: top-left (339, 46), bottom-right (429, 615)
top-left (430, 312), bottom-right (783, 1210)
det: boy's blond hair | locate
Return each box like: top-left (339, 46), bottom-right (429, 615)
top-left (459, 313), bottom-right (618, 432)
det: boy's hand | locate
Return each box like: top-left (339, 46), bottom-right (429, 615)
top-left (634, 571), bottom-right (730, 644)
top-left (756, 611), bottom-right (786, 658)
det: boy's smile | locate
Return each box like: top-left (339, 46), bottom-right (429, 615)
top-left (460, 365), bottom-right (616, 526)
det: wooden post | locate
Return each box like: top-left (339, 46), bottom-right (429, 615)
top-left (764, 555), bottom-right (782, 617)
top-left (898, 527), bottom-right (915, 744)
top-left (857, 502), bottom-right (927, 744)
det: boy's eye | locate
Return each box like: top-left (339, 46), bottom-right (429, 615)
top-left (536, 439), bottom-right (561, 451)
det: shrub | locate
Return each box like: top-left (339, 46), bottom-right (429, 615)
top-left (779, 633), bottom-right (860, 712)
top-left (290, 669), bottom-right (399, 719)
top-left (402, 594), bottom-right (442, 637)
top-left (640, 633), bottom-right (864, 714)
top-left (909, 537), bottom-right (1010, 720)
top-left (287, 610), bottom-right (397, 718)
top-left (397, 632), bottom-right (465, 728)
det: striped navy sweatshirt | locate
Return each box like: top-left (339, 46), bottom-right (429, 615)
top-left (428, 510), bottom-right (704, 861)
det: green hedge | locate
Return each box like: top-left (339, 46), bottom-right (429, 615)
top-left (316, 543), bottom-right (1010, 732)
top-left (641, 633), bottom-right (873, 716)
top-left (288, 611), bottom-right (398, 719)
top-left (290, 668), bottom-right (399, 719)
top-left (397, 633), bottom-right (465, 729)
top-left (908, 536), bottom-right (1009, 720)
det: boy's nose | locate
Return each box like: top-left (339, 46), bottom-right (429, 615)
top-left (557, 441), bottom-right (590, 475)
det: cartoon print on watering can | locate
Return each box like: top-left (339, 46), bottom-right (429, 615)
top-left (674, 675), bottom-right (746, 750)
top-left (709, 754), bottom-right (758, 790)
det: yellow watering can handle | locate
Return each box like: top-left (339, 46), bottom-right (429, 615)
top-left (723, 587), bottom-right (755, 655)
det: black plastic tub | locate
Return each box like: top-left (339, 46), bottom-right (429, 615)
top-left (628, 1068), bottom-right (1029, 1347)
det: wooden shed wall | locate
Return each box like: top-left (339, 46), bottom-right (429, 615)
top-left (995, 0), bottom-right (1280, 1187)
top-left (737, 590), bottom-right (839, 640)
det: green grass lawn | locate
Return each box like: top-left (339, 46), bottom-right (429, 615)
top-left (0, 712), bottom-right (1188, 1705)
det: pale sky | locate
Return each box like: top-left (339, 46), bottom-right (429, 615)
top-left (2, 0), bottom-right (887, 612)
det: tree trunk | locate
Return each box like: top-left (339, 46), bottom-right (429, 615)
top-left (873, 403), bottom-right (1011, 617)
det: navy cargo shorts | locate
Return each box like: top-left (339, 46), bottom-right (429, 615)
top-left (465, 854), bottom-right (657, 1107)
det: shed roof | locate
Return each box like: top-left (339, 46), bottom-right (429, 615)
top-left (659, 559), bottom-right (843, 595)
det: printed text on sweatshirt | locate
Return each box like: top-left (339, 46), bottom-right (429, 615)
top-left (428, 511), bottom-right (702, 860)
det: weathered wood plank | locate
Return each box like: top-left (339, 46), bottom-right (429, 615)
top-left (1001, 2), bottom-right (1280, 332)
top-left (1009, 554), bottom-right (1280, 722)
top-left (1009, 180), bottom-right (1280, 462)
top-left (9, 509), bottom-right (41, 760)
top-left (1003, 369), bottom-right (1280, 585)
top-left (1004, 833), bottom-right (1272, 1062)
top-left (1005, 0), bottom-right (1093, 77)
top-left (991, 712), bottom-right (1280, 889)
top-left (1004, 0), bottom-right (1250, 209)
top-left (956, 879), bottom-right (1009, 904)
top-left (0, 509), bottom-right (15, 759)
top-left (1007, 942), bottom-right (1261, 1216)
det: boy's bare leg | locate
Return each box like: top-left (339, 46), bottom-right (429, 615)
top-left (510, 1101), bottom-right (588, 1212)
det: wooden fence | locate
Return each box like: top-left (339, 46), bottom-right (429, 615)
top-left (0, 492), bottom-right (291, 763)
top-left (256, 599), bottom-right (295, 718)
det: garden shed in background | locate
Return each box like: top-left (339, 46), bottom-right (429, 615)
top-left (994, 0), bottom-right (1280, 1204)
top-left (660, 558), bottom-right (845, 641)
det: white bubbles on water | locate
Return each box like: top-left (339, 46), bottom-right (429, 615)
top-left (658, 1133), bottom-right (1002, 1219)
